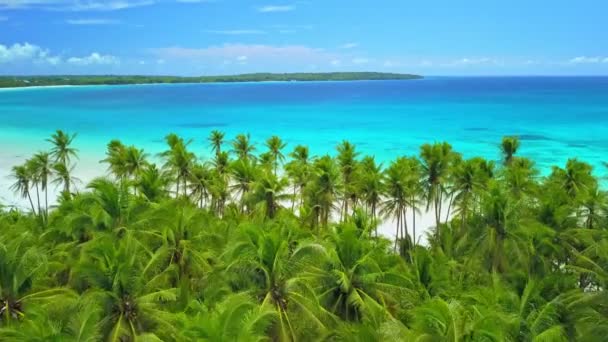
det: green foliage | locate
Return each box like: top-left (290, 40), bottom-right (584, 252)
top-left (0, 73), bottom-right (422, 88)
top-left (2, 131), bottom-right (607, 341)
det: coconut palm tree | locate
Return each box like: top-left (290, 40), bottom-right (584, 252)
top-left (47, 130), bottom-right (78, 167)
top-left (357, 156), bottom-right (384, 236)
top-left (136, 164), bottom-right (170, 203)
top-left (230, 158), bottom-right (260, 213)
top-left (162, 134), bottom-right (196, 197)
top-left (382, 157), bottom-right (410, 249)
top-left (72, 234), bottom-right (179, 341)
top-left (208, 130), bottom-right (225, 158)
top-left (188, 163), bottom-right (212, 208)
top-left (30, 152), bottom-right (53, 219)
top-left (224, 225), bottom-right (330, 340)
top-left (285, 145), bottom-right (313, 211)
top-left (336, 141), bottom-right (359, 221)
top-left (185, 293), bottom-right (277, 341)
top-left (420, 142), bottom-right (456, 231)
top-left (314, 226), bottom-right (413, 322)
top-left (231, 134), bottom-right (256, 161)
top-left (251, 174), bottom-right (291, 219)
top-left (10, 164), bottom-right (37, 214)
top-left (51, 162), bottom-right (80, 197)
top-left (265, 135), bottom-right (287, 176)
top-left (501, 136), bottom-right (520, 166)
top-left (101, 140), bottom-right (128, 182)
top-left (306, 156), bottom-right (342, 230)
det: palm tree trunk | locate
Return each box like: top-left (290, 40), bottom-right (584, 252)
top-left (445, 192), bottom-right (454, 223)
top-left (35, 183), bottom-right (41, 217)
top-left (394, 209), bottom-right (401, 251)
top-left (412, 197), bottom-right (417, 245)
top-left (26, 190), bottom-right (36, 215)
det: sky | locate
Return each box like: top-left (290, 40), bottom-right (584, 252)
top-left (1, 0), bottom-right (607, 76)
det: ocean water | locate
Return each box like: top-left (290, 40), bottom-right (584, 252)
top-left (1, 77), bottom-right (608, 186)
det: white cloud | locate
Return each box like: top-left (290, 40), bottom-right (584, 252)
top-left (339, 42), bottom-right (358, 49)
top-left (330, 59), bottom-right (341, 66)
top-left (0, 42), bottom-right (59, 64)
top-left (236, 55), bottom-right (248, 61)
top-left (569, 56), bottom-right (605, 64)
top-left (204, 29), bottom-right (266, 35)
top-left (66, 18), bottom-right (119, 25)
top-left (0, 0), bottom-right (155, 11)
top-left (153, 44), bottom-right (336, 64)
top-left (352, 58), bottom-right (369, 65)
top-left (67, 52), bottom-right (119, 65)
top-left (156, 59), bottom-right (165, 64)
top-left (257, 5), bottom-right (294, 12)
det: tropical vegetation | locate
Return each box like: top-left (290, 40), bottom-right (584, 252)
top-left (1, 131), bottom-right (607, 341)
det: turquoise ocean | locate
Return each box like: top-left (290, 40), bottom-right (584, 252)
top-left (1, 77), bottom-right (608, 189)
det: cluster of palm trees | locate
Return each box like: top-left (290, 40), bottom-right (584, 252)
top-left (10, 130), bottom-right (79, 223)
top-left (1, 130), bottom-right (607, 341)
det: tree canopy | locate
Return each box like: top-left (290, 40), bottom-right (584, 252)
top-left (1, 132), bottom-right (607, 341)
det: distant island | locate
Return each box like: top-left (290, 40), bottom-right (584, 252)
top-left (0, 72), bottom-right (422, 88)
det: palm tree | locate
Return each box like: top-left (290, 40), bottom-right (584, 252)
top-left (188, 163), bottom-right (212, 208)
top-left (251, 174), bottom-right (291, 219)
top-left (381, 157), bottom-right (409, 249)
top-left (306, 156), bottom-right (342, 230)
top-left (208, 130), bottom-right (225, 158)
top-left (337, 141), bottom-right (359, 221)
top-left (231, 133), bottom-right (256, 161)
top-left (31, 152), bottom-right (53, 219)
top-left (451, 158), bottom-right (483, 231)
top-left (185, 293), bottom-right (277, 341)
top-left (51, 162), bottom-right (80, 196)
top-left (47, 130), bottom-right (78, 166)
top-left (265, 135), bottom-right (287, 176)
top-left (124, 146), bottom-right (148, 184)
top-left (101, 140), bottom-right (128, 181)
top-left (136, 164), bottom-right (170, 202)
top-left (358, 156), bottom-right (384, 236)
top-left (315, 226), bottom-right (412, 322)
top-left (501, 136), bottom-right (520, 166)
top-left (230, 158), bottom-right (259, 213)
top-left (224, 225), bottom-right (330, 340)
top-left (285, 145), bottom-right (313, 211)
top-left (420, 142), bottom-right (456, 231)
top-left (72, 234), bottom-right (179, 341)
top-left (9, 164), bottom-right (36, 214)
top-left (0, 234), bottom-right (72, 325)
top-left (162, 134), bottom-right (196, 197)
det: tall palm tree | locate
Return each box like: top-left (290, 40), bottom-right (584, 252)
top-left (124, 146), bottom-right (149, 185)
top-left (285, 145), bottom-right (312, 211)
top-left (188, 163), bottom-right (213, 208)
top-left (9, 164), bottom-right (36, 214)
top-left (381, 157), bottom-right (409, 249)
top-left (265, 135), bottom-right (287, 176)
top-left (162, 134), bottom-right (196, 197)
top-left (230, 159), bottom-right (259, 213)
top-left (208, 130), bottom-right (225, 158)
top-left (358, 156), bottom-right (384, 236)
top-left (101, 140), bottom-right (128, 182)
top-left (420, 142), bottom-right (456, 231)
top-left (51, 162), bottom-right (80, 196)
top-left (47, 130), bottom-right (78, 167)
top-left (31, 152), bottom-right (53, 219)
top-left (306, 156), bottom-right (342, 230)
top-left (337, 141), bottom-right (359, 221)
top-left (451, 158), bottom-right (483, 231)
top-left (251, 174), bottom-right (290, 219)
top-left (136, 164), bottom-right (170, 202)
top-left (501, 136), bottom-right (520, 166)
top-left (231, 134), bottom-right (256, 161)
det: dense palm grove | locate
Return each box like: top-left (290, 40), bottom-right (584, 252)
top-left (1, 130), bottom-right (607, 341)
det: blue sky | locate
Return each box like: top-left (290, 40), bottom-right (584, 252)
top-left (1, 0), bottom-right (607, 75)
